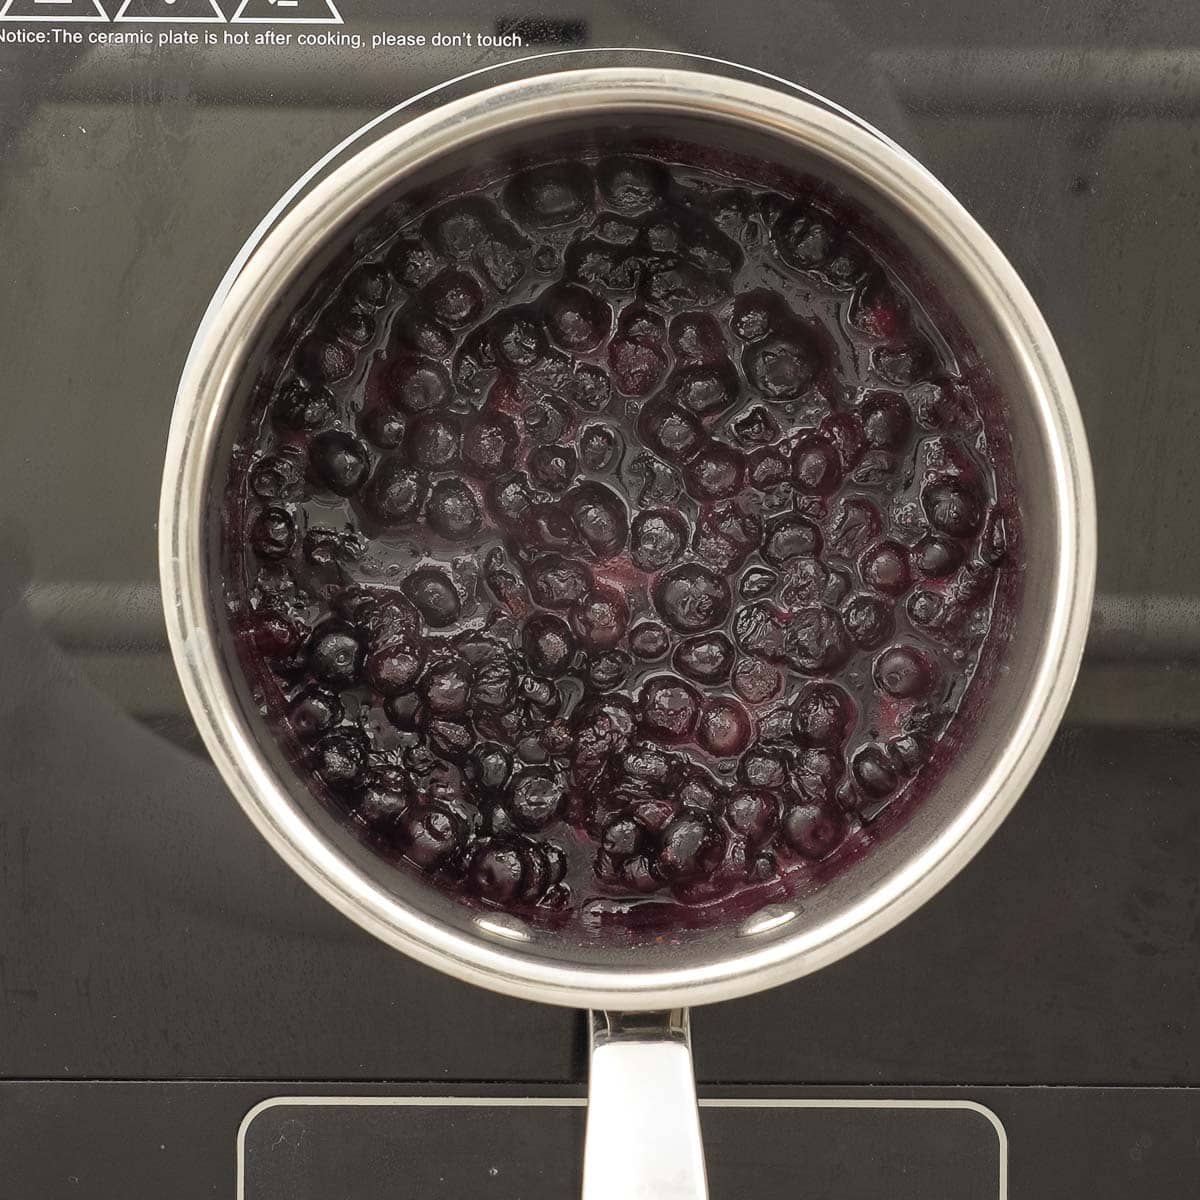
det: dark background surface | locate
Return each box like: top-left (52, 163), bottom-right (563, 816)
top-left (0, 0), bottom-right (1198, 1194)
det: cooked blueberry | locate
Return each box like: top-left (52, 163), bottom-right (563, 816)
top-left (639, 675), bottom-right (700, 742)
top-left (631, 510), bottom-right (688, 573)
top-left (786, 606), bottom-right (852, 674)
top-left (462, 414), bottom-right (520, 478)
top-left (403, 568), bottom-right (460, 627)
top-left (922, 480), bottom-right (983, 537)
top-left (383, 691), bottom-right (421, 731)
top-left (792, 434), bottom-right (842, 495)
top-left (684, 442), bottom-right (745, 501)
top-left (852, 745), bottom-right (899, 798)
top-left (793, 683), bottom-right (855, 747)
top-left (491, 311), bottom-right (545, 369)
top-left (523, 612), bottom-right (575, 677)
top-left (288, 687), bottom-right (341, 739)
top-left (527, 555), bottom-right (593, 609)
top-left (670, 311), bottom-right (726, 364)
top-left (673, 633), bottom-right (735, 685)
top-left (426, 478), bottom-right (483, 540)
top-left (424, 270), bottom-right (484, 328)
top-left (273, 381), bottom-right (333, 431)
top-left (473, 656), bottom-right (519, 711)
top-left (842, 593), bottom-right (895, 649)
top-left (726, 789), bottom-right (778, 847)
top-left (507, 163), bottom-right (593, 228)
top-left (861, 541), bottom-right (912, 596)
top-left (565, 482), bottom-right (628, 559)
top-left (859, 392), bottom-right (912, 450)
top-left (389, 357), bottom-right (450, 413)
top-left (354, 769), bottom-right (412, 840)
top-left (671, 366), bottom-right (738, 417)
top-left (588, 650), bottom-right (631, 690)
top-left (419, 659), bottom-right (472, 715)
top-left (244, 610), bottom-right (306, 660)
top-left (362, 457), bottom-right (427, 525)
top-left (529, 444), bottom-right (577, 493)
top-left (250, 449), bottom-right (305, 501)
top-left (387, 238), bottom-right (441, 288)
top-left (542, 281), bottom-right (610, 349)
top-left (782, 803), bottom-right (848, 858)
top-left (406, 414), bottom-right (461, 470)
top-left (345, 263), bottom-right (392, 310)
top-left (629, 622), bottom-right (670, 660)
top-left (322, 305), bottom-right (374, 347)
top-left (731, 405), bottom-right (780, 447)
top-left (696, 698), bottom-right (752, 757)
top-left (308, 624), bottom-right (365, 688)
top-left (602, 816), bottom-right (643, 858)
top-left (740, 567), bottom-right (778, 599)
top-left (572, 585), bottom-right (628, 651)
top-left (762, 514), bottom-right (822, 565)
top-left (873, 645), bottom-right (937, 699)
top-left (747, 446), bottom-right (791, 491)
top-left (579, 424), bottom-right (620, 472)
top-left (744, 332), bottom-right (821, 400)
top-left (403, 805), bottom-right (464, 868)
top-left (473, 742), bottom-right (513, 792)
top-left (913, 533), bottom-right (963, 578)
top-left (737, 749), bottom-right (788, 791)
top-left (366, 640), bottom-right (424, 694)
top-left (362, 407), bottom-right (406, 449)
top-left (249, 507), bottom-right (295, 560)
top-left (510, 768), bottom-right (566, 830)
top-left (296, 335), bottom-right (354, 384)
top-left (638, 398), bottom-right (705, 462)
top-left (609, 306), bottom-right (668, 397)
top-left (596, 156), bottom-right (668, 214)
top-left (430, 718), bottom-right (474, 759)
top-left (310, 431), bottom-right (370, 495)
top-left (732, 659), bottom-right (782, 704)
top-left (888, 732), bottom-right (928, 774)
top-left (657, 811), bottom-right (723, 883)
top-left (312, 728), bottom-right (367, 789)
top-left (653, 563), bottom-right (731, 633)
top-left (730, 291), bottom-right (776, 341)
top-left (875, 337), bottom-right (936, 385)
top-left (469, 843), bottom-right (527, 903)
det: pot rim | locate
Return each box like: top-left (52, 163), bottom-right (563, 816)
top-left (159, 66), bottom-right (1096, 1010)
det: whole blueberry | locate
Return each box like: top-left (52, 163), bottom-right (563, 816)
top-left (308, 624), bottom-right (365, 688)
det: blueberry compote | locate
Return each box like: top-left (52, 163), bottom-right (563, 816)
top-left (224, 145), bottom-right (1018, 938)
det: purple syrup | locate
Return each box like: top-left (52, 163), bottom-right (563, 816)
top-left (223, 145), bottom-right (1018, 937)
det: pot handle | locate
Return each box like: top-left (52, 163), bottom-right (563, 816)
top-left (582, 1009), bottom-right (709, 1200)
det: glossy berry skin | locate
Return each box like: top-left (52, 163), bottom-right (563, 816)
top-left (362, 458), bottom-right (427, 526)
top-left (249, 507), bottom-right (295, 559)
top-left (308, 625), bottom-right (365, 689)
top-left (639, 676), bottom-right (701, 743)
top-left (310, 431), bottom-right (370, 496)
top-left (873, 645), bottom-right (937, 699)
top-left (523, 612), bottom-right (576, 677)
top-left (792, 683), bottom-right (855, 747)
top-left (312, 728), bottom-right (367, 790)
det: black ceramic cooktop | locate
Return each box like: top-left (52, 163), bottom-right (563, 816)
top-left (1, 2), bottom-right (1198, 1196)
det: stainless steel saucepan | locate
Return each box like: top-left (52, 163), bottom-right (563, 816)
top-left (159, 67), bottom-right (1096, 1199)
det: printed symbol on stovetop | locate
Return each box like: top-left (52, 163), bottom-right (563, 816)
top-left (230, 0), bottom-right (339, 22)
top-left (0, 0), bottom-right (107, 19)
top-left (113, 0), bottom-right (224, 20)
